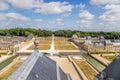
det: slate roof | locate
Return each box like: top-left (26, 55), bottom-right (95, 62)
top-left (0, 43), bottom-right (11, 46)
top-left (72, 34), bottom-right (78, 39)
top-left (84, 40), bottom-right (92, 45)
top-left (96, 55), bottom-right (120, 80)
top-left (113, 42), bottom-right (120, 46)
top-left (27, 34), bottom-right (34, 39)
top-left (92, 42), bottom-right (104, 46)
top-left (26, 55), bottom-right (57, 80)
top-left (104, 40), bottom-right (112, 45)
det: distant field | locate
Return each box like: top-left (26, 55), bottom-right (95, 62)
top-left (27, 37), bottom-right (51, 50)
top-left (55, 37), bottom-right (77, 50)
top-left (75, 59), bottom-right (97, 80)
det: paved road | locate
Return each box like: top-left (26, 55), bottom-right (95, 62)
top-left (16, 50), bottom-right (81, 54)
top-left (49, 35), bottom-right (55, 56)
top-left (71, 42), bottom-right (79, 49)
top-left (51, 56), bottom-right (81, 80)
top-left (17, 41), bottom-right (33, 52)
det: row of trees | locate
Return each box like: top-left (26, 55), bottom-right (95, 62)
top-left (0, 28), bottom-right (120, 39)
top-left (75, 31), bottom-right (120, 39)
top-left (0, 28), bottom-right (52, 37)
top-left (53, 30), bottom-right (120, 39)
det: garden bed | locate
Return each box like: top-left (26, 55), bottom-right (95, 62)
top-left (102, 56), bottom-right (116, 61)
top-left (75, 60), bottom-right (97, 80)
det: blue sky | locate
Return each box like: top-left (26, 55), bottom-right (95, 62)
top-left (0, 0), bottom-right (120, 31)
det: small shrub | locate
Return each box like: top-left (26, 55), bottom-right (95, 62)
top-left (79, 42), bottom-right (85, 45)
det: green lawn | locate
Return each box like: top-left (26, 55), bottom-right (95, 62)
top-left (0, 55), bottom-right (18, 70)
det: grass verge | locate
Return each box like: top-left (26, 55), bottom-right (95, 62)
top-left (0, 55), bottom-right (18, 70)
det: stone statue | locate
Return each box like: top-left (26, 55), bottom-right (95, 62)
top-left (34, 39), bottom-right (39, 50)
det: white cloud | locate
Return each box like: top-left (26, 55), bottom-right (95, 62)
top-left (60, 12), bottom-right (71, 18)
top-left (7, 0), bottom-right (73, 14)
top-left (76, 3), bottom-right (85, 10)
top-left (56, 18), bottom-right (62, 22)
top-left (78, 10), bottom-right (94, 27)
top-left (90, 0), bottom-right (120, 5)
top-left (77, 19), bottom-right (93, 27)
top-left (55, 18), bottom-right (64, 26)
top-left (34, 2), bottom-right (73, 14)
top-left (0, 13), bottom-right (30, 21)
top-left (89, 0), bottom-right (120, 31)
top-left (0, 13), bottom-right (6, 20)
top-left (34, 19), bottom-right (43, 22)
top-left (104, 4), bottom-right (120, 10)
top-left (79, 10), bottom-right (94, 20)
top-left (44, 18), bottom-right (65, 29)
top-left (0, 1), bottom-right (9, 10)
top-left (7, 0), bottom-right (35, 9)
top-left (99, 4), bottom-right (120, 22)
top-left (99, 10), bottom-right (120, 22)
top-left (6, 13), bottom-right (30, 21)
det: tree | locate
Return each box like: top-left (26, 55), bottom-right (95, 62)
top-left (75, 32), bottom-right (81, 37)
top-left (25, 31), bottom-right (31, 37)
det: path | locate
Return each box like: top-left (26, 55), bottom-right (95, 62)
top-left (71, 42), bottom-right (79, 49)
top-left (51, 56), bottom-right (81, 80)
top-left (17, 41), bottom-right (33, 53)
top-left (0, 55), bottom-right (12, 63)
top-left (49, 35), bottom-right (55, 56)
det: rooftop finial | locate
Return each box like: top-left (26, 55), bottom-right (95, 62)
top-left (34, 38), bottom-right (39, 52)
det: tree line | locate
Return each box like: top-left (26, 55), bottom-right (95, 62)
top-left (54, 30), bottom-right (120, 39)
top-left (0, 28), bottom-right (52, 37)
top-left (0, 28), bottom-right (120, 39)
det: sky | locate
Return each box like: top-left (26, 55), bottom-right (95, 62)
top-left (0, 0), bottom-right (120, 31)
